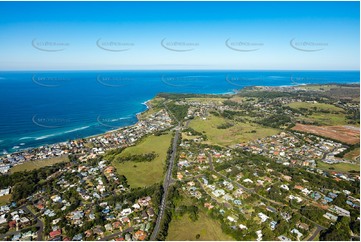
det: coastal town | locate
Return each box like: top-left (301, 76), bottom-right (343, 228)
top-left (0, 108), bottom-right (172, 175)
top-left (0, 84), bottom-right (360, 241)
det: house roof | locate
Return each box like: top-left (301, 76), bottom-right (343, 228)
top-left (134, 230), bottom-right (147, 241)
top-left (49, 229), bottom-right (61, 238)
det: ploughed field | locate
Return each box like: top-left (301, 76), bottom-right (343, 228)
top-left (292, 124), bottom-right (360, 145)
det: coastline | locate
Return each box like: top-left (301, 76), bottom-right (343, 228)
top-left (1, 82), bottom-right (359, 157)
top-left (74, 98), bottom-right (153, 140)
top-left (0, 98), bottom-right (154, 157)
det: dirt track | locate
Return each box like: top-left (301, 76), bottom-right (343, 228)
top-left (292, 124), bottom-right (360, 144)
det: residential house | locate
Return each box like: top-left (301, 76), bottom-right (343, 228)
top-left (258, 213), bottom-right (269, 223)
top-left (133, 230), bottom-right (147, 241)
top-left (291, 228), bottom-right (303, 240)
top-left (323, 212), bottom-right (338, 222)
top-left (49, 229), bottom-right (61, 239)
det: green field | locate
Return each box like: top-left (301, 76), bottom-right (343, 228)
top-left (10, 156), bottom-right (69, 173)
top-left (0, 194), bottom-right (11, 206)
top-left (307, 113), bottom-right (349, 126)
top-left (111, 132), bottom-right (172, 188)
top-left (299, 85), bottom-right (340, 91)
top-left (189, 114), bottom-right (279, 146)
top-left (287, 102), bottom-right (348, 125)
top-left (287, 102), bottom-right (345, 112)
top-left (185, 97), bottom-right (227, 103)
top-left (317, 161), bottom-right (360, 173)
top-left (166, 210), bottom-right (234, 241)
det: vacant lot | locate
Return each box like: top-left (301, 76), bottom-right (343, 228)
top-left (287, 102), bottom-right (345, 112)
top-left (0, 194), bottom-right (11, 206)
top-left (292, 124), bottom-right (360, 144)
top-left (10, 156), bottom-right (69, 173)
top-left (344, 148), bottom-right (360, 161)
top-left (166, 210), bottom-right (234, 241)
top-left (317, 161), bottom-right (360, 173)
top-left (112, 132), bottom-right (172, 188)
top-left (189, 114), bottom-right (279, 146)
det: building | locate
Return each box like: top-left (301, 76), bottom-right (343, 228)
top-left (323, 212), bottom-right (338, 222)
top-left (329, 205), bottom-right (350, 217)
top-left (258, 212), bottom-right (269, 223)
top-left (49, 229), bottom-right (61, 239)
top-left (278, 235), bottom-right (292, 241)
top-left (0, 188), bottom-right (10, 197)
top-left (291, 228), bottom-right (303, 240)
top-left (133, 230), bottom-right (147, 241)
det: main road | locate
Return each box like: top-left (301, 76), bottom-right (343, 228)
top-left (150, 124), bottom-right (181, 240)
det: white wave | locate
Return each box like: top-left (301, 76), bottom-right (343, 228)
top-left (268, 76), bottom-right (284, 78)
top-left (34, 126), bottom-right (89, 141)
top-left (142, 99), bottom-right (152, 105)
top-left (110, 117), bottom-right (132, 122)
top-left (35, 134), bottom-right (57, 140)
top-left (19, 136), bottom-right (35, 140)
top-left (64, 126), bottom-right (89, 134)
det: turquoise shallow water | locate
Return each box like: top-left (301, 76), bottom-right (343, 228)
top-left (0, 70), bottom-right (359, 153)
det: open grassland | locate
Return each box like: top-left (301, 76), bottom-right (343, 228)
top-left (287, 102), bottom-right (345, 112)
top-left (10, 156), bottom-right (69, 174)
top-left (287, 102), bottom-right (350, 126)
top-left (185, 97), bottom-right (227, 103)
top-left (0, 194), bottom-right (11, 206)
top-left (298, 85), bottom-right (340, 91)
top-left (112, 132), bottom-right (172, 188)
top-left (166, 210), bottom-right (234, 241)
top-left (292, 124), bottom-right (360, 144)
top-left (189, 114), bottom-right (279, 146)
top-left (307, 113), bottom-right (349, 126)
top-left (317, 161), bottom-right (360, 173)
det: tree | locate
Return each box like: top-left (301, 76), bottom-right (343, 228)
top-left (320, 216), bottom-right (351, 241)
top-left (275, 220), bottom-right (289, 235)
top-left (262, 226), bottom-right (274, 240)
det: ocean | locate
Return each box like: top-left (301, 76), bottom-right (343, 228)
top-left (0, 70), bottom-right (359, 153)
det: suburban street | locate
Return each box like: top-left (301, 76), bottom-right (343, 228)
top-left (206, 153), bottom-right (326, 241)
top-left (0, 205), bottom-right (43, 241)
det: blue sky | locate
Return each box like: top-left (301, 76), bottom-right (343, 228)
top-left (0, 1), bottom-right (359, 70)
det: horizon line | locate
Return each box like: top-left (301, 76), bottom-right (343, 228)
top-left (1, 69), bottom-right (360, 72)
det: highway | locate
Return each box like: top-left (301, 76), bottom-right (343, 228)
top-left (150, 125), bottom-right (180, 240)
